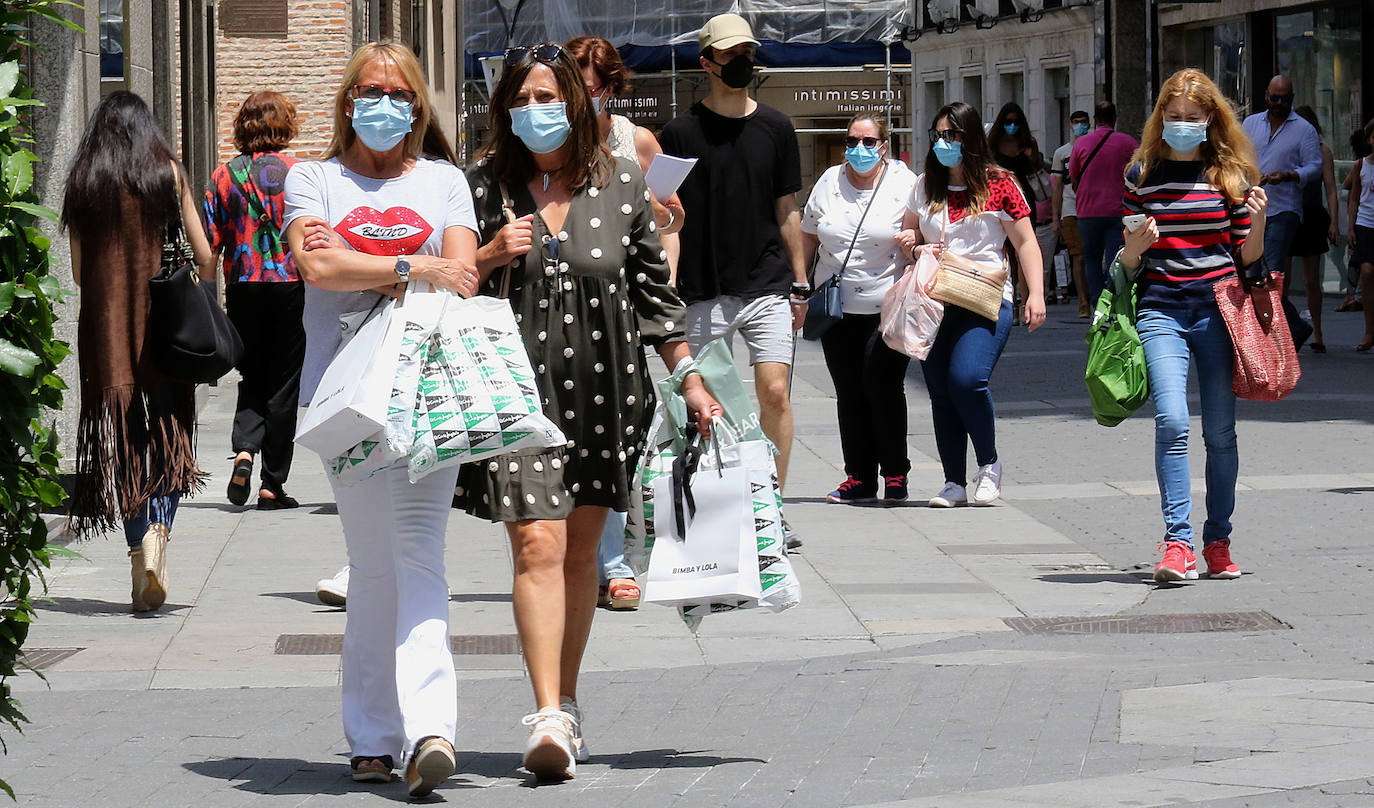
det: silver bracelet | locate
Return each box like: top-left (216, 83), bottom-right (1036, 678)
top-left (665, 208), bottom-right (677, 230)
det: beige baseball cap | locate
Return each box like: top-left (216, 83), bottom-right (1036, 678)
top-left (699, 13), bottom-right (759, 53)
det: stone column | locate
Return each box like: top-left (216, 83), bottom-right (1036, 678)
top-left (30, 2), bottom-right (101, 472)
top-left (1108, 0), bottom-right (1149, 137)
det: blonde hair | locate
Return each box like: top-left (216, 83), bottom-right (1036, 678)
top-left (324, 42), bottom-right (432, 161)
top-left (1131, 68), bottom-right (1258, 205)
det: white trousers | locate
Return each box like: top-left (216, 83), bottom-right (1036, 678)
top-left (327, 462), bottom-right (460, 762)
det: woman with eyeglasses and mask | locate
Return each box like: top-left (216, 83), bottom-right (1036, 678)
top-left (459, 41), bottom-right (720, 782)
top-left (896, 102), bottom-right (1046, 508)
top-left (282, 42), bottom-right (479, 798)
top-left (988, 102), bottom-right (1044, 323)
top-left (565, 34), bottom-right (683, 612)
top-left (1119, 68), bottom-right (1267, 582)
top-left (800, 113), bottom-right (917, 505)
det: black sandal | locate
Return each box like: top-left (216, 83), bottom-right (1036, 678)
top-left (350, 754), bottom-right (394, 783)
top-left (1310, 342), bottom-right (1326, 353)
top-left (226, 458), bottom-right (253, 506)
top-left (256, 485), bottom-right (299, 510)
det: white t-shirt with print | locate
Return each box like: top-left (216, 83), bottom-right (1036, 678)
top-left (1051, 141), bottom-right (1077, 218)
top-left (907, 173), bottom-right (1027, 302)
top-left (283, 157), bottom-right (479, 403)
top-left (801, 160), bottom-right (917, 315)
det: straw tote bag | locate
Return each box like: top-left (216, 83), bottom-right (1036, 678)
top-left (927, 204), bottom-right (1007, 321)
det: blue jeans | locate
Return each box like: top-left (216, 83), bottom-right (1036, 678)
top-left (123, 494), bottom-right (180, 548)
top-left (598, 510), bottom-right (633, 583)
top-left (1262, 211), bottom-right (1301, 276)
top-left (1079, 216), bottom-right (1124, 305)
top-left (1137, 306), bottom-right (1237, 549)
top-left (919, 298), bottom-right (1013, 487)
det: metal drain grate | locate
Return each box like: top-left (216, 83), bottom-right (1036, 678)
top-left (274, 634), bottom-right (521, 655)
top-left (21, 648), bottom-right (83, 671)
top-left (1004, 611), bottom-right (1291, 635)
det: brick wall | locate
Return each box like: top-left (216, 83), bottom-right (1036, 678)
top-left (213, 1), bottom-right (354, 162)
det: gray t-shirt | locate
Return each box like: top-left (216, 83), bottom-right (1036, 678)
top-left (282, 157), bottom-right (478, 403)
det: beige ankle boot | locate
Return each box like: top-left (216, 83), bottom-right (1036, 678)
top-left (129, 548), bottom-right (150, 612)
top-left (140, 523), bottom-right (170, 610)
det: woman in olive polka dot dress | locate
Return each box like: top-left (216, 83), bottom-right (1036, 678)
top-left (457, 43), bottom-right (719, 781)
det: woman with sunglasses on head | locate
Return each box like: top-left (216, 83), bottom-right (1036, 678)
top-left (896, 102), bottom-right (1046, 508)
top-left (1119, 68), bottom-right (1266, 582)
top-left (282, 42), bottom-right (479, 798)
top-left (565, 35), bottom-right (683, 612)
top-left (800, 113), bottom-right (917, 505)
top-left (459, 41), bottom-right (720, 782)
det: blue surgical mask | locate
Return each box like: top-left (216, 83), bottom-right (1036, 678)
top-left (510, 101), bottom-right (571, 154)
top-left (1003, 122), bottom-right (1021, 135)
top-left (932, 139), bottom-right (963, 168)
top-left (1072, 122), bottom-right (1090, 137)
top-left (350, 95), bottom-right (414, 153)
top-left (844, 145), bottom-right (882, 174)
top-left (1162, 120), bottom-right (1209, 154)
top-left (592, 94), bottom-right (604, 115)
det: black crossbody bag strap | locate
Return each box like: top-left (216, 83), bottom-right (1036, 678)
top-left (1070, 130), bottom-right (1112, 190)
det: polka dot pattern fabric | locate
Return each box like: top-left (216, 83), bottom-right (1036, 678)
top-left (456, 156), bottom-right (686, 522)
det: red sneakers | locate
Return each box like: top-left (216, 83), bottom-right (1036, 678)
top-left (1154, 541), bottom-right (1198, 582)
top-left (1202, 542), bottom-right (1241, 579)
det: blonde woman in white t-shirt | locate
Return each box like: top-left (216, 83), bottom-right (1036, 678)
top-left (801, 113), bottom-right (918, 504)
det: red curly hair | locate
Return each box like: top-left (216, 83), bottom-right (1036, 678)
top-left (232, 91), bottom-right (298, 154)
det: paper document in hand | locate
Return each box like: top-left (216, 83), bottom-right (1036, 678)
top-left (644, 154), bottom-right (697, 200)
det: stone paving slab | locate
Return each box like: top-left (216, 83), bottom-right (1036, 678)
top-left (6, 312), bottom-right (1374, 805)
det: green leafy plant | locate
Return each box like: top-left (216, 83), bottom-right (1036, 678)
top-left (0, 1), bottom-right (81, 799)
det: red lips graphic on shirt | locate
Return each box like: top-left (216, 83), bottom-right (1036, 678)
top-left (337, 206), bottom-right (434, 256)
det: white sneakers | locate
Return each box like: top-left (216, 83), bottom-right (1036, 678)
top-left (315, 565), bottom-right (348, 607)
top-left (521, 706), bottom-right (577, 781)
top-left (928, 461), bottom-right (1004, 507)
top-left (970, 461), bottom-right (1002, 505)
top-left (928, 482), bottom-right (968, 508)
top-left (559, 697), bottom-right (589, 762)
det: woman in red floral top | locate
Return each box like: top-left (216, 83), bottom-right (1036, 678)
top-left (203, 91), bottom-right (304, 509)
top-left (897, 101), bottom-right (1046, 508)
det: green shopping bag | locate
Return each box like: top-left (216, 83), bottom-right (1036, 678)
top-left (1084, 252), bottom-right (1149, 427)
top-left (655, 338), bottom-right (770, 455)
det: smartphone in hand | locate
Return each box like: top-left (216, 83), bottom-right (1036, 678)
top-left (1123, 214), bottom-right (1148, 233)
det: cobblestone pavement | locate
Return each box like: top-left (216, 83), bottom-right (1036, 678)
top-left (7, 300), bottom-right (1374, 807)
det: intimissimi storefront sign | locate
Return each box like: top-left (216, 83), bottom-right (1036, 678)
top-left (787, 86), bottom-right (906, 115)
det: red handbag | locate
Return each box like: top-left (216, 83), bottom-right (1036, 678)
top-left (1212, 270), bottom-right (1300, 401)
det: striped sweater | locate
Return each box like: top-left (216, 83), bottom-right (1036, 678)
top-left (1123, 160), bottom-right (1251, 310)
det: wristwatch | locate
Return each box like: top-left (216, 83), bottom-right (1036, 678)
top-left (790, 282), bottom-right (812, 298)
top-left (394, 256), bottom-right (411, 283)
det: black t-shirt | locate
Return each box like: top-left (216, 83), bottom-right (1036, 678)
top-left (660, 101), bottom-right (802, 304)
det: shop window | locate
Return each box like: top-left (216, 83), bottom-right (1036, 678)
top-left (1043, 66), bottom-right (1070, 151)
top-left (1276, 2), bottom-right (1363, 162)
top-left (99, 0), bottom-right (125, 85)
top-left (998, 72), bottom-right (1024, 113)
top-left (963, 74), bottom-right (983, 119)
top-left (924, 80), bottom-right (946, 122)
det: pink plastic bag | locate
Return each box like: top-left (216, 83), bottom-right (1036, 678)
top-left (879, 251), bottom-right (944, 360)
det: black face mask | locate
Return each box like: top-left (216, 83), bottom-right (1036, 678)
top-left (715, 55), bottom-right (756, 89)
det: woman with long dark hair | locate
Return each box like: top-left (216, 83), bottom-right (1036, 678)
top-left (205, 91), bottom-right (305, 509)
top-left (988, 102), bottom-right (1043, 322)
top-left (462, 41), bottom-right (719, 781)
top-left (897, 101), bottom-right (1045, 508)
top-left (62, 90), bottom-right (215, 611)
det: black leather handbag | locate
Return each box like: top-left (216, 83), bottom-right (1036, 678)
top-left (147, 195), bottom-right (243, 383)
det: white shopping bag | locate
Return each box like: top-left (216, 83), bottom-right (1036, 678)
top-left (1053, 251), bottom-right (1070, 288)
top-left (646, 462), bottom-right (761, 606)
top-left (295, 298), bottom-right (403, 457)
top-left (404, 295), bottom-right (567, 482)
top-left (382, 291), bottom-right (449, 457)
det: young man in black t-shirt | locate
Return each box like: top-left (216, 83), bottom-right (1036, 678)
top-left (660, 13), bottom-right (807, 544)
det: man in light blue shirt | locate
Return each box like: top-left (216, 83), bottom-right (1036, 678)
top-left (1242, 75), bottom-right (1321, 286)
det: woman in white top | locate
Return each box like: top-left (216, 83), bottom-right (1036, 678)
top-left (896, 101), bottom-right (1046, 508)
top-left (282, 42), bottom-right (478, 797)
top-left (801, 112), bottom-right (917, 504)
